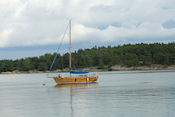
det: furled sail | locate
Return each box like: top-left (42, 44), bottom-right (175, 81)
top-left (70, 69), bottom-right (89, 74)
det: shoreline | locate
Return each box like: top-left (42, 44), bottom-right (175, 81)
top-left (1, 65), bottom-right (175, 74)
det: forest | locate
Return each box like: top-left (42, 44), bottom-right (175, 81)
top-left (0, 43), bottom-right (175, 73)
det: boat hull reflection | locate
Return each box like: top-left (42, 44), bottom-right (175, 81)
top-left (54, 82), bottom-right (98, 88)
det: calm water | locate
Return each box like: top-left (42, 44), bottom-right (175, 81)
top-left (0, 70), bottom-right (175, 117)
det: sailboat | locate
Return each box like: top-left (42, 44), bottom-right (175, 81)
top-left (52, 20), bottom-right (98, 84)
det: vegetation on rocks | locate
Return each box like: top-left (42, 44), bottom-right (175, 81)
top-left (0, 43), bottom-right (175, 73)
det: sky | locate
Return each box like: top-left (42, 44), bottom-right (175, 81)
top-left (0, 0), bottom-right (175, 60)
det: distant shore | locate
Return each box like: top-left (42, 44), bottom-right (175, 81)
top-left (1, 65), bottom-right (175, 74)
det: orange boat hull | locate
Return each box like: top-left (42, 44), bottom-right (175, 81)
top-left (54, 76), bottom-right (98, 84)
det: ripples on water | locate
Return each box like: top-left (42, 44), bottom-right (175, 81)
top-left (0, 70), bottom-right (175, 117)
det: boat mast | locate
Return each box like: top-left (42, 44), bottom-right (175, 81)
top-left (69, 20), bottom-right (71, 71)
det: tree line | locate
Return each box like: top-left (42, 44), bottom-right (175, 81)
top-left (0, 43), bottom-right (175, 72)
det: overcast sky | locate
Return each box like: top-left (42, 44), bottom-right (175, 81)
top-left (0, 0), bottom-right (175, 60)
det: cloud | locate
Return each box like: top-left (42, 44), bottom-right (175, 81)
top-left (0, 0), bottom-right (175, 48)
top-left (0, 28), bottom-right (14, 47)
top-left (162, 20), bottom-right (175, 29)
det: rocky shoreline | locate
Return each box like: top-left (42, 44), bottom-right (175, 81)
top-left (1, 64), bottom-right (175, 74)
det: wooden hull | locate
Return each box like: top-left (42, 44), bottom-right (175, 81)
top-left (54, 76), bottom-right (98, 84)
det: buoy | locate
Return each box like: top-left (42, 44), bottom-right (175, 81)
top-left (42, 83), bottom-right (46, 86)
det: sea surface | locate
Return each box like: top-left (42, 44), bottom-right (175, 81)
top-left (0, 70), bottom-right (175, 117)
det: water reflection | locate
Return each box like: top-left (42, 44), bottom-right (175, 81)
top-left (54, 83), bottom-right (98, 117)
top-left (54, 83), bottom-right (98, 88)
top-left (1, 71), bottom-right (175, 117)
